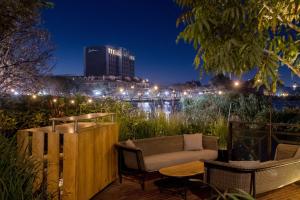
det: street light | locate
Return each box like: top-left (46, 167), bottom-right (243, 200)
top-left (53, 98), bottom-right (57, 103)
top-left (87, 99), bottom-right (93, 103)
top-left (32, 94), bottom-right (37, 99)
top-left (130, 85), bottom-right (135, 89)
top-left (153, 85), bottom-right (158, 91)
top-left (218, 90), bottom-right (223, 95)
top-left (70, 100), bottom-right (75, 104)
top-left (119, 88), bottom-right (124, 93)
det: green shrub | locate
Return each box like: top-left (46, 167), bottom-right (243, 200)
top-left (0, 135), bottom-right (49, 199)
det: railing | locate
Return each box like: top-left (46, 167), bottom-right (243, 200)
top-left (17, 113), bottom-right (119, 200)
top-left (228, 121), bottom-right (300, 161)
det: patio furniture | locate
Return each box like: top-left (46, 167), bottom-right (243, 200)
top-left (205, 143), bottom-right (300, 197)
top-left (155, 161), bottom-right (204, 200)
top-left (115, 134), bottom-right (218, 189)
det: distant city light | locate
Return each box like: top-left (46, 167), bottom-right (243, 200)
top-left (13, 91), bottom-right (19, 95)
top-left (93, 90), bottom-right (101, 95)
top-left (218, 90), bottom-right (223, 95)
top-left (234, 81), bottom-right (240, 87)
top-left (119, 88), bottom-right (124, 93)
top-left (164, 91), bottom-right (169, 96)
top-left (11, 89), bottom-right (15, 93)
top-left (293, 83), bottom-right (297, 90)
top-left (198, 92), bottom-right (203, 95)
top-left (130, 85), bottom-right (135, 89)
top-left (257, 79), bottom-right (262, 83)
top-left (183, 91), bottom-right (187, 95)
top-left (172, 90), bottom-right (175, 93)
top-left (282, 92), bottom-right (289, 97)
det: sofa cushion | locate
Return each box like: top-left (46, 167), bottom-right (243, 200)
top-left (134, 135), bottom-right (183, 156)
top-left (184, 133), bottom-right (203, 151)
top-left (275, 144), bottom-right (299, 160)
top-left (294, 148), bottom-right (300, 159)
top-left (144, 150), bottom-right (217, 172)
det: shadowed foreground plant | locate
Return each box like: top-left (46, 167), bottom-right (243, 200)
top-left (0, 135), bottom-right (50, 199)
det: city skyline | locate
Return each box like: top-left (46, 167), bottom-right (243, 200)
top-left (43, 0), bottom-right (300, 86)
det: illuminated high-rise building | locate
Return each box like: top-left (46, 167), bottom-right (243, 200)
top-left (84, 45), bottom-right (135, 77)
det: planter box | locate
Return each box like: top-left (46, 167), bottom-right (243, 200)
top-left (17, 113), bottom-right (119, 200)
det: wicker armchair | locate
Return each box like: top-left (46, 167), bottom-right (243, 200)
top-left (205, 144), bottom-right (300, 197)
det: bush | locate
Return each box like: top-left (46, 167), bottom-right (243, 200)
top-left (0, 135), bottom-right (49, 199)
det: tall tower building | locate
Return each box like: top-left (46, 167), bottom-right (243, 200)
top-left (84, 45), bottom-right (135, 77)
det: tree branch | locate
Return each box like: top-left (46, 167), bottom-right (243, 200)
top-left (264, 49), bottom-right (300, 77)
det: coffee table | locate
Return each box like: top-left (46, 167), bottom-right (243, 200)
top-left (155, 161), bottom-right (204, 200)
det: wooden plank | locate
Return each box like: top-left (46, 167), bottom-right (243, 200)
top-left (63, 133), bottom-right (78, 200)
top-left (17, 130), bottom-right (29, 155)
top-left (32, 132), bottom-right (45, 191)
top-left (94, 124), bottom-right (103, 192)
top-left (77, 127), bottom-right (95, 200)
top-left (47, 132), bottom-right (60, 199)
top-left (112, 124), bottom-right (119, 180)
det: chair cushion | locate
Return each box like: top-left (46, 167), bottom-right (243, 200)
top-left (144, 150), bottom-right (217, 172)
top-left (184, 133), bottom-right (203, 151)
top-left (275, 144), bottom-right (299, 160)
top-left (125, 139), bottom-right (136, 148)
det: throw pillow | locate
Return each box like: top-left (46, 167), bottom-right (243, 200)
top-left (125, 139), bottom-right (136, 148)
top-left (184, 133), bottom-right (203, 151)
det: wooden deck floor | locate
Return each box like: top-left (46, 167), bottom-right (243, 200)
top-left (93, 179), bottom-right (300, 200)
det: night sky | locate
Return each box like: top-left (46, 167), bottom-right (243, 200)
top-left (43, 0), bottom-right (299, 86)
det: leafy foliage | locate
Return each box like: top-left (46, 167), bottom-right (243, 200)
top-left (176, 0), bottom-right (300, 92)
top-left (0, 135), bottom-right (49, 199)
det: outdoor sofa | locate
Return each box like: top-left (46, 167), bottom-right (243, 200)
top-left (115, 134), bottom-right (218, 189)
top-left (204, 143), bottom-right (300, 197)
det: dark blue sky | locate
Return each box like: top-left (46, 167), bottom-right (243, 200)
top-left (43, 0), bottom-right (299, 86)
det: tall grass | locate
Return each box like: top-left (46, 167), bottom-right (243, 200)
top-left (0, 135), bottom-right (49, 199)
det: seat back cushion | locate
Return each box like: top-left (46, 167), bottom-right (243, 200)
top-left (184, 133), bottom-right (203, 151)
top-left (275, 144), bottom-right (300, 160)
top-left (134, 135), bottom-right (183, 156)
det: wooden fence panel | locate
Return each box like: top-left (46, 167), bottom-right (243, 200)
top-left (78, 127), bottom-right (95, 200)
top-left (47, 132), bottom-right (60, 199)
top-left (32, 132), bottom-right (44, 190)
top-left (17, 131), bottom-right (29, 155)
top-left (17, 122), bottom-right (119, 200)
top-left (63, 133), bottom-right (78, 200)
